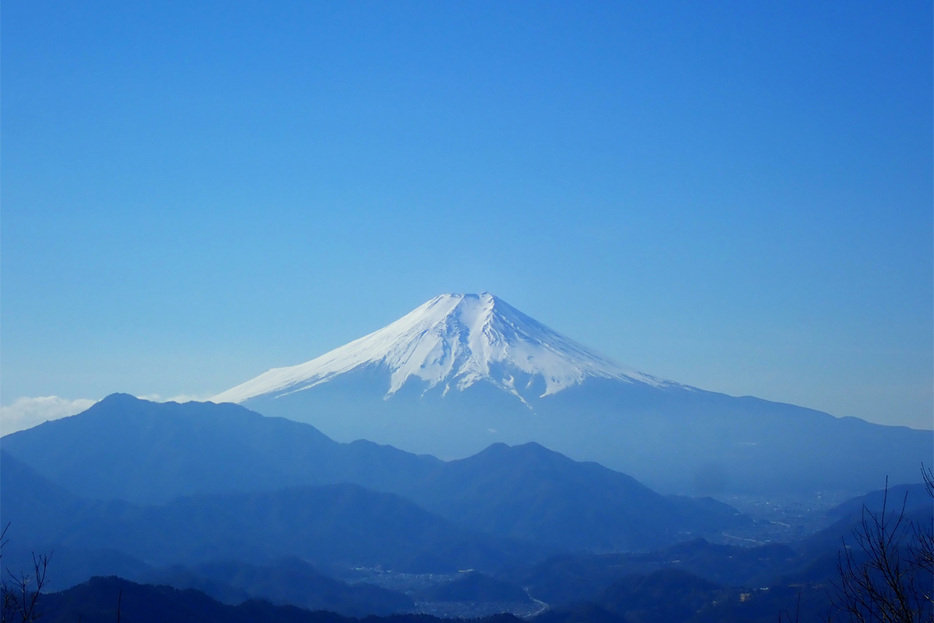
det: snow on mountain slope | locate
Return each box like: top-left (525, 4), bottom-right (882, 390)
top-left (213, 293), bottom-right (677, 405)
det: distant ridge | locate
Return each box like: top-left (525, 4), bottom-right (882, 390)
top-left (1, 395), bottom-right (742, 552)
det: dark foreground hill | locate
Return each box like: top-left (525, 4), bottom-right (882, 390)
top-left (30, 576), bottom-right (523, 623)
top-left (142, 558), bottom-right (415, 617)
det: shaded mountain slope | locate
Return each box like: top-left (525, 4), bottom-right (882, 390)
top-left (394, 442), bottom-right (747, 552)
top-left (2, 476), bottom-right (542, 575)
top-left (0, 393), bottom-right (440, 505)
top-left (2, 395), bottom-right (744, 555)
top-left (517, 539), bottom-right (798, 607)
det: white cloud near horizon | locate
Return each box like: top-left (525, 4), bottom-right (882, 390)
top-left (0, 396), bottom-right (98, 435)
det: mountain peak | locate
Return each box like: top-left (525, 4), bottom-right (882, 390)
top-left (213, 293), bottom-right (673, 405)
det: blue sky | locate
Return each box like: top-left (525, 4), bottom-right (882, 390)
top-left (2, 1), bottom-right (932, 431)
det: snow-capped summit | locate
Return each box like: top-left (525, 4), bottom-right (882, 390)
top-left (213, 292), bottom-right (673, 405)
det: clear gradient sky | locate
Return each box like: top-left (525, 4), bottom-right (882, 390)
top-left (2, 1), bottom-right (932, 432)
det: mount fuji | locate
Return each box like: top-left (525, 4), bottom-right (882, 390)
top-left (214, 293), bottom-right (931, 496)
top-left (214, 293), bottom-right (679, 406)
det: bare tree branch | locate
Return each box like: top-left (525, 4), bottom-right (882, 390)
top-left (831, 471), bottom-right (934, 623)
top-left (1, 525), bottom-right (51, 623)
